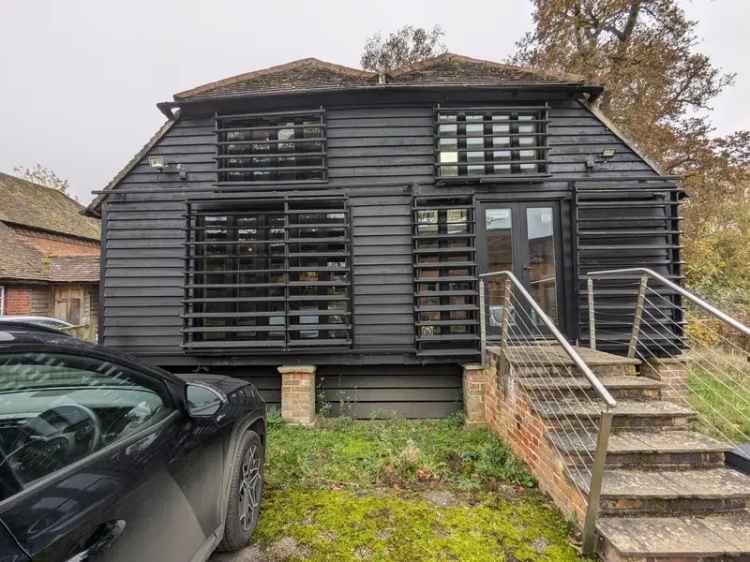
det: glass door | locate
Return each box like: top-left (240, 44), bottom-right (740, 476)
top-left (479, 202), bottom-right (563, 338)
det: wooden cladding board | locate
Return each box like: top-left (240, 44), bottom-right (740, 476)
top-left (317, 364), bottom-right (462, 419)
top-left (165, 364), bottom-right (462, 419)
top-left (100, 94), bottom-right (668, 369)
top-left (574, 179), bottom-right (684, 354)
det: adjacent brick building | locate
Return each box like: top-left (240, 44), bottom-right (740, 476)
top-left (0, 173), bottom-right (100, 325)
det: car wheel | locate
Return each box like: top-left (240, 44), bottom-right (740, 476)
top-left (217, 430), bottom-right (264, 552)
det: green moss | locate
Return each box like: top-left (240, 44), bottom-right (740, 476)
top-left (255, 487), bottom-right (589, 562)
top-left (253, 417), bottom-right (587, 561)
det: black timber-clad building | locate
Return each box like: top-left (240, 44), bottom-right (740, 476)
top-left (86, 54), bottom-right (682, 418)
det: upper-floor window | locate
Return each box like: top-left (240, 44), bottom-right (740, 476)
top-left (435, 106), bottom-right (548, 180)
top-left (216, 108), bottom-right (326, 184)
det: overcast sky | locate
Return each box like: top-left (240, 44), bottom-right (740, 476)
top-left (0, 0), bottom-right (746, 204)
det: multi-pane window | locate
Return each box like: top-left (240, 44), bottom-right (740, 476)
top-left (216, 109), bottom-right (326, 184)
top-left (413, 196), bottom-right (479, 357)
top-left (184, 198), bottom-right (351, 350)
top-left (435, 106), bottom-right (548, 179)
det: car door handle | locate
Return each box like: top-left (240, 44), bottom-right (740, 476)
top-left (66, 520), bottom-right (126, 562)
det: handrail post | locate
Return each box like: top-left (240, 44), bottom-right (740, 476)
top-left (582, 408), bottom-right (613, 557)
top-left (587, 277), bottom-right (596, 351)
top-left (501, 279), bottom-right (512, 353)
top-left (479, 279), bottom-right (487, 367)
top-left (628, 275), bottom-right (648, 358)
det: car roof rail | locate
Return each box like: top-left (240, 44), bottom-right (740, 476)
top-left (0, 320), bottom-right (69, 336)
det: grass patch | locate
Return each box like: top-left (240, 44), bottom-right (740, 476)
top-left (689, 361), bottom-right (750, 443)
top-left (265, 413), bottom-right (535, 490)
top-left (242, 415), bottom-right (592, 561)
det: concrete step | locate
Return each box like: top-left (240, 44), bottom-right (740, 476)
top-left (570, 468), bottom-right (750, 516)
top-left (598, 511), bottom-right (750, 561)
top-left (547, 430), bottom-right (729, 469)
top-left (529, 399), bottom-right (695, 431)
top-left (501, 345), bottom-right (640, 378)
top-left (519, 375), bottom-right (662, 401)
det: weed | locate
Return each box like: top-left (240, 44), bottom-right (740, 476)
top-left (265, 416), bottom-right (535, 490)
top-left (688, 362), bottom-right (750, 443)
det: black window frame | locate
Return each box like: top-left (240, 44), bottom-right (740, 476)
top-left (413, 195), bottom-right (480, 357)
top-left (215, 108), bottom-right (327, 186)
top-left (434, 105), bottom-right (550, 183)
top-left (183, 197), bottom-right (353, 352)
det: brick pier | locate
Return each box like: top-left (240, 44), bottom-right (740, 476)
top-left (277, 365), bottom-right (316, 425)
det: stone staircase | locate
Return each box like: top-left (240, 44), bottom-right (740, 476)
top-left (518, 351), bottom-right (750, 561)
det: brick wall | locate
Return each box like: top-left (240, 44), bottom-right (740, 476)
top-left (640, 357), bottom-right (690, 407)
top-left (483, 350), bottom-right (588, 527)
top-left (4, 286), bottom-right (33, 315)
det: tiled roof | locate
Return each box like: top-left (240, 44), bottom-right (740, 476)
top-left (0, 222), bottom-right (48, 282)
top-left (174, 58), bottom-right (376, 100)
top-left (47, 255), bottom-right (100, 282)
top-left (172, 53), bottom-right (586, 101)
top-left (386, 53), bottom-right (585, 86)
top-left (0, 222), bottom-right (100, 283)
top-left (0, 173), bottom-right (100, 240)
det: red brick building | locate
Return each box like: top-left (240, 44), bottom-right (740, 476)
top-left (0, 172), bottom-right (100, 325)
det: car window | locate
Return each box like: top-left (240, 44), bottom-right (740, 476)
top-left (0, 352), bottom-right (173, 491)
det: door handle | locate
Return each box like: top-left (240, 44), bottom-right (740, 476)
top-left (66, 520), bottom-right (126, 562)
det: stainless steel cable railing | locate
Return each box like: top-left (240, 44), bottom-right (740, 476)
top-left (587, 267), bottom-right (750, 449)
top-left (479, 271), bottom-right (616, 555)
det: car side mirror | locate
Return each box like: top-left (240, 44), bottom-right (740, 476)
top-left (185, 383), bottom-right (226, 418)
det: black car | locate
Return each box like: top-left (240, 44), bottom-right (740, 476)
top-left (0, 322), bottom-right (265, 562)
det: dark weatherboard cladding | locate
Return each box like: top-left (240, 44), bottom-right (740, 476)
top-left (89, 54), bottom-right (681, 417)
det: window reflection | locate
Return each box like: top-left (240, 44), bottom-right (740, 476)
top-left (526, 207), bottom-right (558, 325)
top-left (436, 108), bottom-right (547, 178)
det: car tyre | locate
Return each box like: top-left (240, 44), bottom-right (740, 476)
top-left (217, 430), bottom-right (264, 552)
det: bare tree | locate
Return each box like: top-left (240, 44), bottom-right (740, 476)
top-left (13, 163), bottom-right (70, 193)
top-left (361, 25), bottom-right (447, 72)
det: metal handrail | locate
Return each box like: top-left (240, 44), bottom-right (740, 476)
top-left (480, 270), bottom-right (617, 408)
top-left (480, 270), bottom-right (616, 555)
top-left (587, 267), bottom-right (750, 337)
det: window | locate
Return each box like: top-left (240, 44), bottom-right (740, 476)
top-left (184, 198), bottom-right (351, 350)
top-left (413, 196), bottom-right (479, 357)
top-left (435, 106), bottom-right (548, 180)
top-left (216, 109), bottom-right (326, 184)
top-left (0, 353), bottom-right (171, 491)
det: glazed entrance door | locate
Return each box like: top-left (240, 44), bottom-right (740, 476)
top-left (479, 202), bottom-right (563, 338)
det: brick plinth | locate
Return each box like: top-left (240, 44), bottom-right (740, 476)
top-left (483, 349), bottom-right (588, 527)
top-left (462, 363), bottom-right (488, 426)
top-left (640, 356), bottom-right (690, 407)
top-left (278, 365), bottom-right (316, 426)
